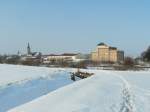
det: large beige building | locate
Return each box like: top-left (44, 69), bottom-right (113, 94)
top-left (91, 43), bottom-right (124, 63)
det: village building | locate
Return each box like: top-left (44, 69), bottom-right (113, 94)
top-left (20, 43), bottom-right (42, 62)
top-left (91, 43), bottom-right (124, 63)
top-left (42, 53), bottom-right (89, 64)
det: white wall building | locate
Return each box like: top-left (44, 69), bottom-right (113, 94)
top-left (42, 53), bottom-right (89, 64)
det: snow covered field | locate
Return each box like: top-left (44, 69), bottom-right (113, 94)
top-left (0, 64), bottom-right (150, 112)
top-left (0, 64), bottom-right (74, 112)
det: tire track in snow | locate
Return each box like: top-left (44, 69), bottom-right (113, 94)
top-left (113, 75), bottom-right (135, 112)
top-left (105, 71), bottom-right (150, 112)
top-left (103, 71), bottom-right (136, 112)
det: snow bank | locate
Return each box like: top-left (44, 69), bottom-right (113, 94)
top-left (0, 64), bottom-right (72, 86)
top-left (0, 64), bottom-right (74, 112)
top-left (9, 70), bottom-right (150, 112)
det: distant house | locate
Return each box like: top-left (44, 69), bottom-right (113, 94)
top-left (42, 53), bottom-right (89, 64)
top-left (91, 42), bottom-right (124, 63)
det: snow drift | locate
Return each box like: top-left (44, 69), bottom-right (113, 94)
top-left (0, 64), bottom-right (74, 112)
top-left (8, 69), bottom-right (150, 112)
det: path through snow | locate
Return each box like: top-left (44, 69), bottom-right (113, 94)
top-left (9, 70), bottom-right (150, 112)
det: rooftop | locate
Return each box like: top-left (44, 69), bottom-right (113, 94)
top-left (43, 53), bottom-right (78, 57)
top-left (109, 47), bottom-right (117, 50)
top-left (97, 42), bottom-right (107, 46)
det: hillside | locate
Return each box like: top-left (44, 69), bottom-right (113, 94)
top-left (5, 65), bottom-right (150, 112)
top-left (0, 64), bottom-right (74, 112)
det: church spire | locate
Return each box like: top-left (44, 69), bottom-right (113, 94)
top-left (27, 43), bottom-right (31, 55)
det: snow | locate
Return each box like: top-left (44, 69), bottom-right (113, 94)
top-left (0, 64), bottom-right (72, 86)
top-left (0, 64), bottom-right (74, 112)
top-left (0, 64), bottom-right (150, 112)
top-left (7, 68), bottom-right (150, 112)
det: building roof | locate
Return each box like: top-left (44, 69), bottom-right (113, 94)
top-left (43, 53), bottom-right (78, 57)
top-left (43, 54), bottom-right (60, 56)
top-left (97, 42), bottom-right (107, 46)
top-left (117, 50), bottom-right (124, 53)
top-left (61, 53), bottom-right (78, 56)
top-left (109, 47), bottom-right (117, 50)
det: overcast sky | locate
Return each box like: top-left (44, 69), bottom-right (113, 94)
top-left (0, 0), bottom-right (150, 56)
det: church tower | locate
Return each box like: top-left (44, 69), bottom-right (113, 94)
top-left (27, 43), bottom-right (31, 55)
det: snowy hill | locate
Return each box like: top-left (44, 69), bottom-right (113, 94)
top-left (0, 64), bottom-right (74, 112)
top-left (7, 67), bottom-right (150, 112)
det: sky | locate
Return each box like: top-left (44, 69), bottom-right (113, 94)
top-left (0, 0), bottom-right (150, 56)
